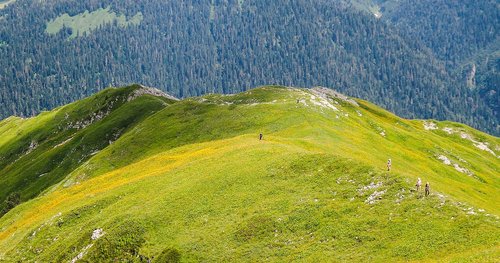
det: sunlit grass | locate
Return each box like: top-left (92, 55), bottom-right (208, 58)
top-left (45, 6), bottom-right (143, 39)
top-left (0, 86), bottom-right (498, 262)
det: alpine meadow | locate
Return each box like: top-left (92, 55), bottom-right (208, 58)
top-left (0, 85), bottom-right (498, 262)
top-left (0, 0), bottom-right (499, 262)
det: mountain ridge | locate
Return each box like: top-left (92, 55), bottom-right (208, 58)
top-left (0, 0), bottom-right (497, 135)
top-left (0, 84), bottom-right (498, 262)
top-left (0, 84), bottom-right (176, 215)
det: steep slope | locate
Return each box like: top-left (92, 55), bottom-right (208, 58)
top-left (378, 0), bottom-right (499, 65)
top-left (0, 0), bottom-right (496, 135)
top-left (349, 0), bottom-right (500, 133)
top-left (0, 84), bottom-right (176, 216)
top-left (0, 86), bottom-right (498, 262)
top-left (383, 0), bottom-right (500, 127)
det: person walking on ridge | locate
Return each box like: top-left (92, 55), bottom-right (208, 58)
top-left (259, 133), bottom-right (263, 140)
top-left (416, 178), bottom-right (422, 192)
top-left (425, 182), bottom-right (430, 196)
top-left (387, 158), bottom-right (392, 171)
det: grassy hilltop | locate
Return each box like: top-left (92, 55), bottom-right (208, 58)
top-left (0, 85), bottom-right (498, 262)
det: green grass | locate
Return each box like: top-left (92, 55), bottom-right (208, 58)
top-left (46, 6), bottom-right (143, 39)
top-left (0, 86), bottom-right (498, 262)
top-left (0, 85), bottom-right (173, 213)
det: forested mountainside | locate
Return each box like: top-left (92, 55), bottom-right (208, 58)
top-left (0, 86), bottom-right (499, 261)
top-left (372, 0), bottom-right (500, 126)
top-left (0, 0), bottom-right (498, 135)
top-left (369, 0), bottom-right (499, 64)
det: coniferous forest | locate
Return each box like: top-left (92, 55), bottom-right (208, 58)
top-left (0, 0), bottom-right (498, 134)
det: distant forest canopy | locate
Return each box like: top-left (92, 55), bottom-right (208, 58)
top-left (0, 0), bottom-right (498, 135)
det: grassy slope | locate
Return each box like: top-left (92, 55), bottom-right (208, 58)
top-left (0, 86), bottom-right (498, 262)
top-left (46, 7), bottom-right (143, 38)
top-left (0, 85), bottom-right (174, 212)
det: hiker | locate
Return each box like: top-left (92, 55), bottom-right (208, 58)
top-left (259, 133), bottom-right (263, 140)
top-left (387, 158), bottom-right (392, 171)
top-left (425, 182), bottom-right (430, 196)
top-left (416, 178), bottom-right (422, 192)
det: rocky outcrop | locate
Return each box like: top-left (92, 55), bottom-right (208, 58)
top-left (127, 85), bottom-right (179, 102)
top-left (466, 63), bottom-right (476, 88)
top-left (312, 87), bottom-right (359, 106)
